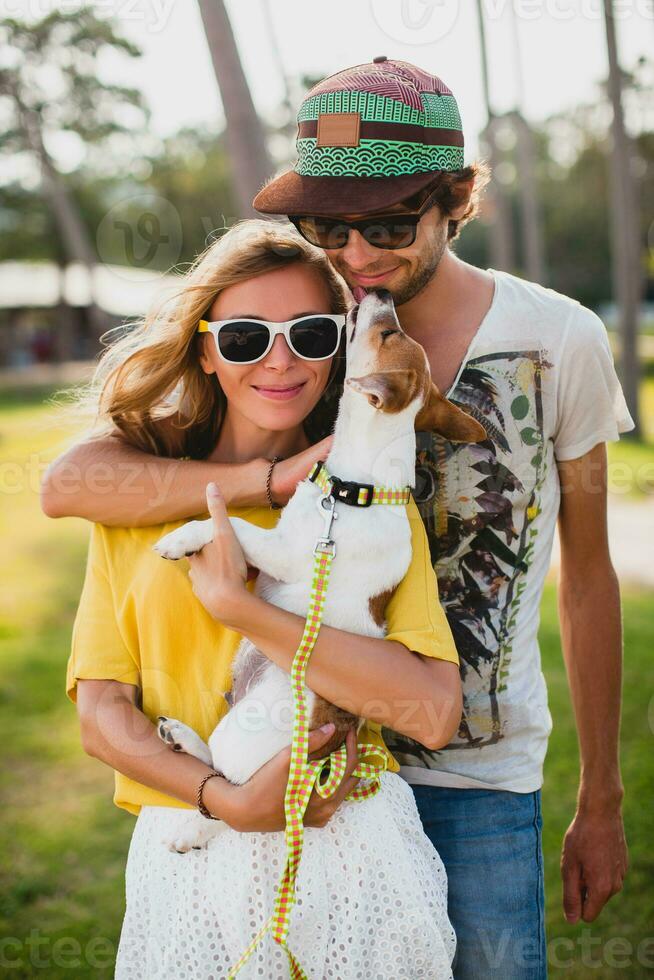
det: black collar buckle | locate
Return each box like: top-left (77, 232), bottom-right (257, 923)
top-left (329, 475), bottom-right (374, 508)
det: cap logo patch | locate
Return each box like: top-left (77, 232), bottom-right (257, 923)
top-left (316, 112), bottom-right (361, 148)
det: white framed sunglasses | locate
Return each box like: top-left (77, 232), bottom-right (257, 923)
top-left (198, 314), bottom-right (346, 365)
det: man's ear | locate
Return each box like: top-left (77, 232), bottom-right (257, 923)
top-left (415, 383), bottom-right (487, 442)
top-left (347, 370), bottom-right (418, 412)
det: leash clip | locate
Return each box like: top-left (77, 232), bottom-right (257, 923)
top-left (314, 493), bottom-right (337, 557)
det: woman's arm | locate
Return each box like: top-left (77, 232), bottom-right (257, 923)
top-left (219, 598), bottom-right (460, 750)
top-left (188, 485), bottom-right (462, 750)
top-left (76, 678), bottom-right (359, 831)
top-left (41, 432), bottom-right (333, 526)
top-left (77, 678), bottom-right (231, 806)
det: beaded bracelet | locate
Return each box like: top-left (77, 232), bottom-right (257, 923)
top-left (196, 770), bottom-right (222, 820)
top-left (266, 456), bottom-right (283, 510)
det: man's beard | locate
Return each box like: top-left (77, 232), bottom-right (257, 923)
top-left (390, 227), bottom-right (448, 307)
top-left (331, 222), bottom-right (448, 308)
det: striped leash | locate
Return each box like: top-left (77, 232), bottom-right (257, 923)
top-left (228, 470), bottom-right (411, 979)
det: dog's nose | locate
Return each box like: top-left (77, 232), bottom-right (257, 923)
top-left (374, 288), bottom-right (393, 304)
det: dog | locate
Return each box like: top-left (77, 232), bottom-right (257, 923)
top-left (153, 288), bottom-right (485, 851)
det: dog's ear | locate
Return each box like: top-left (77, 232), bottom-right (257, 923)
top-left (416, 383), bottom-right (487, 442)
top-left (347, 370), bottom-right (418, 412)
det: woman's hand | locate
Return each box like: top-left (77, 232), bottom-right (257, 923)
top-left (187, 483), bottom-right (252, 622)
top-left (269, 436), bottom-right (333, 506)
top-left (209, 725), bottom-right (361, 833)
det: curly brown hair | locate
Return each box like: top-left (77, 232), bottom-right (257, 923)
top-left (401, 161), bottom-right (491, 242)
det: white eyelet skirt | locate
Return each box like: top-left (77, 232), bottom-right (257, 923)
top-left (115, 772), bottom-right (455, 979)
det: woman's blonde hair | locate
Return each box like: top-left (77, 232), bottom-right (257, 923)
top-left (81, 219), bottom-right (349, 459)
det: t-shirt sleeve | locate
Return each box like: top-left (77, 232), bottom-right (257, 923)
top-left (66, 525), bottom-right (140, 703)
top-left (384, 497), bottom-right (459, 665)
top-left (553, 305), bottom-right (635, 461)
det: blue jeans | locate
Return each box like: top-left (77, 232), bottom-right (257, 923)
top-left (412, 785), bottom-right (547, 980)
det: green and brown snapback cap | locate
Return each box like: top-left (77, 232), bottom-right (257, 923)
top-left (253, 57), bottom-right (465, 217)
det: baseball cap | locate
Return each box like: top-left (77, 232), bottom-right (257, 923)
top-left (253, 57), bottom-right (465, 218)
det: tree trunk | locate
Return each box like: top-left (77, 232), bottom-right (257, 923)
top-left (197, 0), bottom-right (274, 217)
top-left (603, 0), bottom-right (641, 435)
top-left (475, 0), bottom-right (515, 272)
top-left (18, 98), bottom-right (110, 339)
top-left (512, 112), bottom-right (546, 284)
top-left (506, 8), bottom-right (546, 283)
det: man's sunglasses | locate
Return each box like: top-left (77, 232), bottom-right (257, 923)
top-left (198, 314), bottom-right (346, 364)
top-left (289, 188), bottom-right (439, 251)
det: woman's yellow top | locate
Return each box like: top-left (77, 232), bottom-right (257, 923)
top-left (66, 498), bottom-right (459, 815)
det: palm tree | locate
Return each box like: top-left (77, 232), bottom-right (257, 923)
top-left (197, 0), bottom-right (274, 217)
top-left (475, 0), bottom-right (515, 273)
top-left (603, 0), bottom-right (641, 435)
top-left (0, 9), bottom-right (148, 346)
top-left (507, 5), bottom-right (546, 284)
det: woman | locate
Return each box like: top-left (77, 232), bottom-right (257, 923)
top-left (57, 220), bottom-right (461, 978)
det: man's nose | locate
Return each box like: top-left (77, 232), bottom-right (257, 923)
top-left (264, 333), bottom-right (296, 369)
top-left (339, 228), bottom-right (383, 270)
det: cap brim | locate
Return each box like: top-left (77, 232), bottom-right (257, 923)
top-left (253, 169), bottom-right (441, 217)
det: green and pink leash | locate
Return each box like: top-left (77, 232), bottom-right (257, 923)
top-left (227, 462), bottom-right (411, 979)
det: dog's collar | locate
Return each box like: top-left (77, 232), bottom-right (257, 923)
top-left (308, 461), bottom-right (411, 508)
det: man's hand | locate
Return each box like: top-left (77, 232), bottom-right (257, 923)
top-left (561, 803), bottom-right (628, 923)
top-left (270, 436), bottom-right (333, 506)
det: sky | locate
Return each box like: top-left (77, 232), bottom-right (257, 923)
top-left (3, 0), bottom-right (653, 168)
top-left (88, 0), bottom-right (654, 160)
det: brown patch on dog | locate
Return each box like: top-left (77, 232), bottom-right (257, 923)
top-left (368, 587), bottom-right (395, 628)
top-left (348, 305), bottom-right (430, 414)
top-left (348, 369), bottom-right (421, 412)
top-left (348, 368), bottom-right (423, 413)
top-left (308, 696), bottom-right (360, 758)
top-left (415, 381), bottom-right (487, 443)
top-left (349, 296), bottom-right (488, 442)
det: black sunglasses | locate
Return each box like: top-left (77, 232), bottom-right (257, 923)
top-left (289, 188), bottom-right (439, 251)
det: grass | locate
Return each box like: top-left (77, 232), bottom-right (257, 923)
top-left (605, 374), bottom-right (654, 498)
top-left (0, 386), bottom-right (652, 978)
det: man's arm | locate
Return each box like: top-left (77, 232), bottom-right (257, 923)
top-left (40, 431), bottom-right (333, 526)
top-left (556, 441), bottom-right (629, 923)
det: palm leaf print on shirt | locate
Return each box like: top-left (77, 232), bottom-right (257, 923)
top-left (386, 349), bottom-right (552, 764)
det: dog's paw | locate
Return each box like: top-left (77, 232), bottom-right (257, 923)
top-left (157, 717), bottom-right (213, 767)
top-left (153, 520), bottom-right (212, 560)
top-left (163, 813), bottom-right (219, 853)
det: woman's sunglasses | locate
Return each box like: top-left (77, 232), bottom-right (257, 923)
top-left (288, 188), bottom-right (439, 251)
top-left (197, 314), bottom-right (346, 365)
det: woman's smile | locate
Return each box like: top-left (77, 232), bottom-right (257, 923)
top-left (251, 381), bottom-right (308, 401)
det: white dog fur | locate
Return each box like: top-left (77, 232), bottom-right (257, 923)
top-left (153, 289), bottom-right (484, 852)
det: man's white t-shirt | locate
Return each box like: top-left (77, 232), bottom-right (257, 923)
top-left (383, 269), bottom-right (635, 793)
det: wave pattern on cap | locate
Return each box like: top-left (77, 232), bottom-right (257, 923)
top-left (295, 139), bottom-right (465, 177)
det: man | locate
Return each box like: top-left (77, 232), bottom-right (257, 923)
top-left (248, 60), bottom-right (632, 979)
top-left (43, 58), bottom-right (631, 979)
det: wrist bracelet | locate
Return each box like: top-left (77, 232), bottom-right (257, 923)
top-left (196, 769), bottom-right (222, 820)
top-left (265, 456), bottom-right (283, 510)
